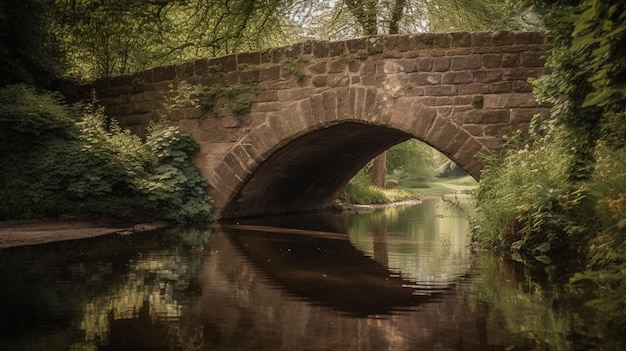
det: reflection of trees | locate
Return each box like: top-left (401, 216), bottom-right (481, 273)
top-left (469, 253), bottom-right (589, 350)
top-left (347, 198), bottom-right (471, 283)
top-left (0, 226), bottom-right (210, 351)
top-left (73, 227), bottom-right (210, 350)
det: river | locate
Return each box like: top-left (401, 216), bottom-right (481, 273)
top-left (0, 197), bottom-right (597, 350)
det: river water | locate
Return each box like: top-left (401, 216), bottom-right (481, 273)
top-left (0, 197), bottom-right (594, 350)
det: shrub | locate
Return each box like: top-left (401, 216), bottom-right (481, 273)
top-left (0, 84), bottom-right (212, 222)
top-left (471, 117), bottom-right (595, 262)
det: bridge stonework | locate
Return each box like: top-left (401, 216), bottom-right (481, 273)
top-left (76, 31), bottom-right (550, 219)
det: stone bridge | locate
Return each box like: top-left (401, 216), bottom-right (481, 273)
top-left (73, 31), bottom-right (550, 219)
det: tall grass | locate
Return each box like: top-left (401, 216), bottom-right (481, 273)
top-left (471, 118), bottom-right (595, 262)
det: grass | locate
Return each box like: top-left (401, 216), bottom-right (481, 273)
top-left (401, 176), bottom-right (478, 196)
top-left (341, 174), bottom-right (478, 206)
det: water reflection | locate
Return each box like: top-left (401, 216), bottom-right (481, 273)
top-left (0, 227), bottom-right (209, 351)
top-left (347, 197), bottom-right (471, 283)
top-left (0, 198), bottom-right (592, 350)
top-left (222, 224), bottom-right (448, 316)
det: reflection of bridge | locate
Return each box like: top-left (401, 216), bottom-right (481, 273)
top-left (189, 226), bottom-right (521, 349)
top-left (222, 224), bottom-right (450, 316)
top-left (71, 31), bottom-right (549, 218)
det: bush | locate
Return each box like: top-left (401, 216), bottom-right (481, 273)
top-left (0, 84), bottom-right (212, 222)
top-left (471, 117), bottom-right (595, 262)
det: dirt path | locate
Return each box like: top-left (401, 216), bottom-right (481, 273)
top-left (0, 219), bottom-right (169, 249)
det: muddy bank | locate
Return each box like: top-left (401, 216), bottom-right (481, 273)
top-left (0, 219), bottom-right (169, 249)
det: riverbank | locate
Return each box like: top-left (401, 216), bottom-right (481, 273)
top-left (0, 219), bottom-right (169, 249)
top-left (0, 190), bottom-right (472, 249)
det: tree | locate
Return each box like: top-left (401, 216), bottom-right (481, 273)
top-left (54, 0), bottom-right (291, 79)
top-left (0, 0), bottom-right (62, 87)
top-left (287, 0), bottom-right (542, 42)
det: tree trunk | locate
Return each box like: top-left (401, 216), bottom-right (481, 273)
top-left (367, 152), bottom-right (387, 187)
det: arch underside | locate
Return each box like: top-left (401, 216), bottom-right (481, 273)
top-left (221, 121), bottom-right (478, 219)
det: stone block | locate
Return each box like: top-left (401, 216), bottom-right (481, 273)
top-left (445, 48), bottom-right (474, 56)
top-left (424, 85), bottom-right (457, 96)
top-left (520, 51), bottom-right (546, 67)
top-left (251, 101), bottom-right (282, 113)
top-left (510, 107), bottom-right (549, 123)
top-left (462, 124), bottom-right (485, 137)
top-left (501, 53), bottom-right (520, 67)
top-left (383, 35), bottom-right (398, 51)
top-left (307, 61), bottom-right (327, 74)
top-left (361, 61), bottom-right (377, 75)
top-left (346, 37), bottom-right (367, 53)
top-left (284, 43), bottom-right (304, 58)
top-left (435, 96), bottom-right (453, 106)
top-left (490, 81), bottom-right (513, 93)
top-left (311, 75), bottom-right (327, 87)
top-left (360, 74), bottom-right (379, 86)
top-left (413, 72), bottom-right (441, 85)
top-left (471, 32), bottom-right (493, 46)
top-left (463, 109), bottom-right (510, 124)
top-left (322, 90), bottom-right (338, 121)
top-left (458, 83), bottom-right (490, 95)
top-left (453, 137), bottom-right (483, 166)
top-left (515, 31), bottom-right (545, 45)
top-left (259, 65), bottom-right (281, 80)
top-left (367, 36), bottom-right (384, 53)
top-left (483, 93), bottom-right (538, 108)
top-left (449, 32), bottom-right (472, 47)
top-left (492, 31), bottom-right (516, 46)
top-left (277, 87), bottom-right (314, 101)
top-left (472, 70), bottom-right (503, 83)
top-left (237, 52), bottom-right (261, 66)
top-left (433, 57), bottom-right (450, 71)
top-left (224, 71), bottom-right (239, 84)
top-left (409, 106), bottom-right (437, 139)
top-left (176, 62), bottom-right (194, 79)
top-left (328, 74), bottom-right (350, 87)
top-left (329, 59), bottom-right (348, 73)
top-left (442, 129), bottom-right (470, 156)
top-left (443, 71), bottom-right (472, 84)
top-left (391, 59), bottom-right (414, 72)
top-left (512, 80), bottom-right (533, 93)
top-left (312, 41), bottom-right (330, 57)
top-left (503, 67), bottom-right (545, 80)
top-left (329, 41), bottom-right (345, 56)
top-left (240, 69), bottom-right (260, 83)
top-left (482, 53), bottom-right (502, 68)
top-left (450, 55), bottom-right (482, 70)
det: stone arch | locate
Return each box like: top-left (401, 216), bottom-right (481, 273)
top-left (214, 88), bottom-right (488, 219)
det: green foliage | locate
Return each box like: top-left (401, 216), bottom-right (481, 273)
top-left (0, 84), bottom-right (212, 222)
top-left (287, 0), bottom-right (543, 40)
top-left (427, 0), bottom-right (544, 32)
top-left (279, 57), bottom-right (309, 78)
top-left (139, 120), bottom-right (212, 222)
top-left (167, 81), bottom-right (253, 115)
top-left (385, 139), bottom-right (438, 182)
top-left (472, 0), bottom-right (626, 346)
top-left (471, 117), bottom-right (594, 261)
top-left (228, 100), bottom-right (252, 115)
top-left (54, 0), bottom-right (290, 79)
top-left (340, 169), bottom-right (414, 205)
